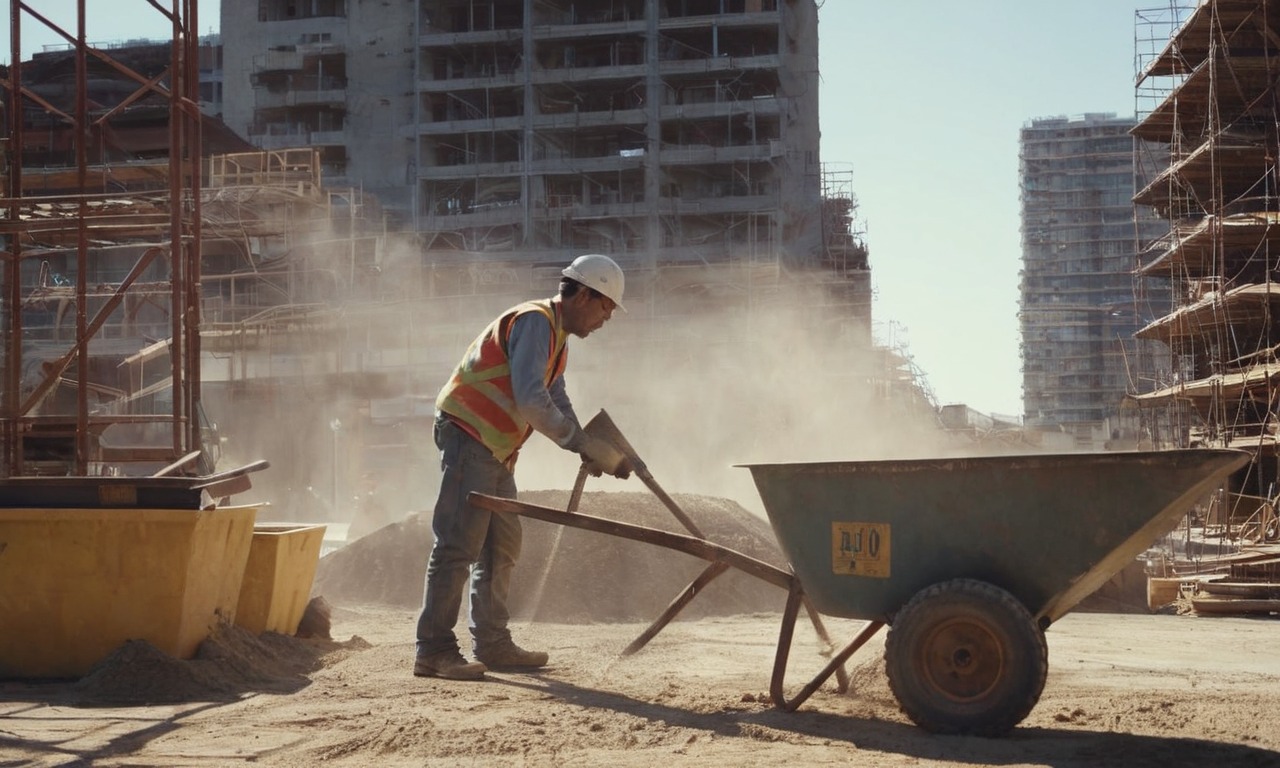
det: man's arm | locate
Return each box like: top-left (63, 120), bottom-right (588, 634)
top-left (549, 376), bottom-right (580, 428)
top-left (508, 312), bottom-right (584, 449)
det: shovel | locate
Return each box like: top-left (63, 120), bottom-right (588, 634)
top-left (582, 409), bottom-right (704, 538)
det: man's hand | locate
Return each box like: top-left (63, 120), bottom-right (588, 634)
top-left (611, 456), bottom-right (634, 481)
top-left (578, 434), bottom-right (632, 479)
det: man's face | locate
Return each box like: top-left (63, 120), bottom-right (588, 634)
top-left (564, 290), bottom-right (617, 338)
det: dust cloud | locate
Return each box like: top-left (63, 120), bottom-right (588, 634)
top-left (208, 258), bottom-right (958, 526)
top-left (466, 274), bottom-right (955, 517)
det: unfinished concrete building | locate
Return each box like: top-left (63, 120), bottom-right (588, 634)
top-left (219, 3), bottom-right (858, 307)
top-left (220, 0), bottom-right (415, 215)
top-left (411, 1), bottom-right (821, 266)
top-left (1018, 114), bottom-right (1169, 446)
top-left (218, 1), bottom-right (870, 314)
top-left (1130, 1), bottom-right (1280, 596)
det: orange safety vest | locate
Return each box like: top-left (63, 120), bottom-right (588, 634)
top-left (436, 300), bottom-right (570, 464)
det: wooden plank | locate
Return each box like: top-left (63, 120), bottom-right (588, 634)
top-left (1191, 596), bottom-right (1280, 614)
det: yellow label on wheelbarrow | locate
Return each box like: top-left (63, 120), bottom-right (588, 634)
top-left (831, 522), bottom-right (890, 578)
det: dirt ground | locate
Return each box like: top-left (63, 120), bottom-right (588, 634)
top-left (4, 491), bottom-right (1280, 766)
top-left (2, 605), bottom-right (1280, 767)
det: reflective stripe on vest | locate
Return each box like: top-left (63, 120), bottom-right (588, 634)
top-left (436, 300), bottom-right (569, 462)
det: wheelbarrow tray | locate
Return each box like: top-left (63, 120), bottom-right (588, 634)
top-left (743, 448), bottom-right (1249, 625)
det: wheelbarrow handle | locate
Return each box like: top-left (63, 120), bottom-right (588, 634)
top-left (468, 492), bottom-right (793, 590)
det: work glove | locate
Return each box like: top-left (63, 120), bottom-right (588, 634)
top-left (577, 433), bottom-right (633, 480)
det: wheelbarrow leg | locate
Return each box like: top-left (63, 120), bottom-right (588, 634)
top-left (619, 565), bottom-right (850, 681)
top-left (771, 578), bottom-right (884, 712)
top-left (621, 561), bottom-right (731, 657)
top-left (800, 595), bottom-right (851, 693)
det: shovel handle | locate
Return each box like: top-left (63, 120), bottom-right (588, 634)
top-left (637, 470), bottom-right (704, 538)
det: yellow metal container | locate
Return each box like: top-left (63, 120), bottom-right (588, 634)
top-left (1146, 575), bottom-right (1186, 611)
top-left (0, 504), bottom-right (257, 679)
top-left (234, 523), bottom-right (326, 635)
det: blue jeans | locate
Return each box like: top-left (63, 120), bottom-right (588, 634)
top-left (415, 418), bottom-right (521, 658)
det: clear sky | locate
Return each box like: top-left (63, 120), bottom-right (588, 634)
top-left (0, 1), bottom-right (221, 55)
top-left (819, 2), bottom-right (1165, 418)
top-left (4, 1), bottom-right (1167, 417)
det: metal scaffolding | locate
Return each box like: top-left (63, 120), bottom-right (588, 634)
top-left (1, 0), bottom-right (205, 476)
top-left (1131, 0), bottom-right (1280, 563)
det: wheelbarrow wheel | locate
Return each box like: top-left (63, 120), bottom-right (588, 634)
top-left (885, 578), bottom-right (1047, 737)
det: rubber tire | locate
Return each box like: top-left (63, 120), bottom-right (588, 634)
top-left (885, 578), bottom-right (1048, 737)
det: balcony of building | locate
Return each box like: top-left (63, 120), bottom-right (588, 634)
top-left (537, 107), bottom-right (648, 131)
top-left (530, 63), bottom-right (649, 87)
top-left (415, 44), bottom-right (780, 91)
top-left (251, 126), bottom-right (310, 150)
top-left (658, 142), bottom-right (782, 165)
top-left (416, 151), bottom-right (646, 179)
top-left (657, 193), bottom-right (779, 216)
top-left (254, 42), bottom-right (346, 75)
top-left (531, 17), bottom-right (646, 41)
top-left (417, 27), bottom-right (524, 49)
top-left (417, 70), bottom-right (524, 92)
top-left (255, 78), bottom-right (347, 110)
top-left (250, 121), bottom-right (346, 151)
top-left (253, 47), bottom-right (308, 74)
top-left (415, 114), bottom-right (522, 135)
top-left (413, 107), bottom-right (652, 136)
top-left (658, 8), bottom-right (778, 33)
top-left (414, 192), bottom-right (781, 230)
top-left (659, 95), bottom-right (780, 122)
top-left (657, 53), bottom-right (780, 78)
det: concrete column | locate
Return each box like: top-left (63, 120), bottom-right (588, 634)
top-left (412, 1), bottom-right (423, 233)
top-left (522, 0), bottom-right (535, 245)
top-left (644, 0), bottom-right (662, 268)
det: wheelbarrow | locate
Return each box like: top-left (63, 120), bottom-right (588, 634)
top-left (469, 418), bottom-right (1247, 736)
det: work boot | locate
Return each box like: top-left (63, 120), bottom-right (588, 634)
top-left (474, 642), bottom-right (549, 670)
top-left (413, 650), bottom-right (487, 680)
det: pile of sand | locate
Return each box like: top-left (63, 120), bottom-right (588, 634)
top-left (313, 490), bottom-right (791, 622)
top-left (68, 622), bottom-right (363, 706)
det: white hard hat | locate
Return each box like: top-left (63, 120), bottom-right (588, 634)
top-left (562, 253), bottom-right (626, 311)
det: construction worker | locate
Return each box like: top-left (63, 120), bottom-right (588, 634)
top-left (414, 254), bottom-right (633, 680)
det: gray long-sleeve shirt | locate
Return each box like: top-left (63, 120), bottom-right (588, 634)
top-left (508, 310), bottom-right (584, 451)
